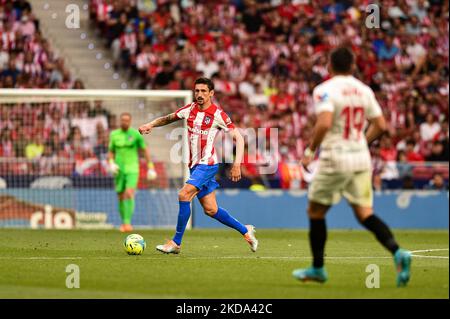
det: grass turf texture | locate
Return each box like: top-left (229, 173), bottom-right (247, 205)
top-left (0, 229), bottom-right (447, 299)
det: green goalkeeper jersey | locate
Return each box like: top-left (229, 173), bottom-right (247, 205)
top-left (109, 128), bottom-right (146, 174)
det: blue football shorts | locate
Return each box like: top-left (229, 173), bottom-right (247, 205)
top-left (186, 164), bottom-right (220, 199)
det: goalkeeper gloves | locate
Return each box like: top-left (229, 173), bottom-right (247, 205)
top-left (147, 162), bottom-right (157, 181)
top-left (108, 159), bottom-right (120, 176)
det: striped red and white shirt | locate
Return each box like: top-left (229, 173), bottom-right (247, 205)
top-left (120, 33), bottom-right (137, 55)
top-left (175, 102), bottom-right (235, 168)
top-left (136, 52), bottom-right (156, 71)
top-left (1, 30), bottom-right (15, 50)
top-left (96, 2), bottom-right (112, 22)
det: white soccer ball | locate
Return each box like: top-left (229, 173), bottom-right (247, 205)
top-left (123, 234), bottom-right (146, 255)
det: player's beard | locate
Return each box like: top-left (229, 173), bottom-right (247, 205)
top-left (197, 98), bottom-right (204, 105)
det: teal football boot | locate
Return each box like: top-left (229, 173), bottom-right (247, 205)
top-left (394, 249), bottom-right (412, 287)
top-left (292, 266), bottom-right (328, 283)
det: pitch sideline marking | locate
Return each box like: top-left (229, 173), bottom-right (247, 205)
top-left (410, 248), bottom-right (449, 259)
top-left (0, 248), bottom-right (448, 260)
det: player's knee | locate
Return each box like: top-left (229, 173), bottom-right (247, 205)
top-left (124, 189), bottom-right (135, 199)
top-left (178, 189), bottom-right (191, 202)
top-left (307, 207), bottom-right (325, 219)
top-left (203, 207), bottom-right (217, 217)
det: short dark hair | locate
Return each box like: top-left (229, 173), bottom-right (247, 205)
top-left (330, 46), bottom-right (354, 74)
top-left (432, 172), bottom-right (443, 179)
top-left (194, 77), bottom-right (214, 91)
top-left (120, 112), bottom-right (132, 119)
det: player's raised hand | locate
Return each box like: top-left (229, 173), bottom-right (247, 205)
top-left (229, 164), bottom-right (241, 182)
top-left (139, 123), bottom-right (153, 135)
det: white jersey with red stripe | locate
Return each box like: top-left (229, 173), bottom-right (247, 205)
top-left (175, 102), bottom-right (235, 168)
top-left (312, 75), bottom-right (383, 174)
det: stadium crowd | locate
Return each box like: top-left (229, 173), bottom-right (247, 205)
top-left (0, 0), bottom-right (77, 89)
top-left (0, 0), bottom-right (118, 177)
top-left (89, 0), bottom-right (448, 189)
top-left (1, 0), bottom-right (449, 190)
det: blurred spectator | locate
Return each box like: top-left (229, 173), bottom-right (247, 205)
top-left (380, 135), bottom-right (397, 161)
top-left (44, 109), bottom-right (69, 141)
top-left (402, 175), bottom-right (416, 189)
top-left (426, 141), bottom-right (447, 162)
top-left (1, 60), bottom-right (20, 85)
top-left (75, 148), bottom-right (102, 176)
top-left (88, 100), bottom-right (110, 118)
top-left (25, 135), bottom-right (44, 160)
top-left (242, 3), bottom-right (264, 34)
top-left (196, 51), bottom-right (219, 79)
top-left (396, 150), bottom-right (413, 179)
top-left (13, 129), bottom-right (27, 157)
top-left (13, 14), bottom-right (35, 38)
top-left (420, 113), bottom-right (441, 142)
top-left (94, 131), bottom-right (108, 161)
top-left (248, 82), bottom-right (269, 111)
top-left (68, 126), bottom-right (91, 154)
top-left (73, 79), bottom-right (85, 89)
top-left (405, 139), bottom-right (425, 162)
top-left (153, 60), bottom-right (174, 89)
top-left (0, 39), bottom-right (8, 70)
top-left (427, 172), bottom-right (449, 190)
top-left (13, 0), bottom-right (32, 12)
top-left (108, 113), bottom-right (118, 130)
top-left (378, 35), bottom-right (399, 62)
top-left (0, 128), bottom-right (14, 157)
top-left (38, 143), bottom-right (57, 175)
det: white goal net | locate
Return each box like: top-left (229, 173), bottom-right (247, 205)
top-left (0, 89), bottom-right (191, 229)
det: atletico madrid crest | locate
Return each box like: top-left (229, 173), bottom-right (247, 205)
top-left (204, 116), bottom-right (211, 125)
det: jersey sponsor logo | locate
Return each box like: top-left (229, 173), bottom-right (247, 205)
top-left (188, 126), bottom-right (209, 135)
top-left (316, 92), bottom-right (329, 102)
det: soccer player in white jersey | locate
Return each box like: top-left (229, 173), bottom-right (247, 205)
top-left (293, 47), bottom-right (411, 287)
top-left (138, 77), bottom-right (258, 254)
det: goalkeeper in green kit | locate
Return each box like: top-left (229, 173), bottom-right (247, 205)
top-left (108, 112), bottom-right (157, 232)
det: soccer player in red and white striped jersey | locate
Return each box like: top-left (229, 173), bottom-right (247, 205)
top-left (139, 77), bottom-right (258, 254)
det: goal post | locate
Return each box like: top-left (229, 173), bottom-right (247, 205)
top-left (0, 89), bottom-right (192, 229)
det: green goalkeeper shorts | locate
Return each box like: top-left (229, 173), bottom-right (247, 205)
top-left (114, 172), bottom-right (139, 194)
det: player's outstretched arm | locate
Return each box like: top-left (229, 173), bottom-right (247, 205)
top-left (138, 113), bottom-right (180, 135)
top-left (366, 115), bottom-right (387, 145)
top-left (229, 128), bottom-right (244, 182)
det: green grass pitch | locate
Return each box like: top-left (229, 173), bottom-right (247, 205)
top-left (0, 229), bottom-right (447, 299)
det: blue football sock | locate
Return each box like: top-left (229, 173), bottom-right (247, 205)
top-left (211, 207), bottom-right (247, 235)
top-left (172, 201), bottom-right (191, 246)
